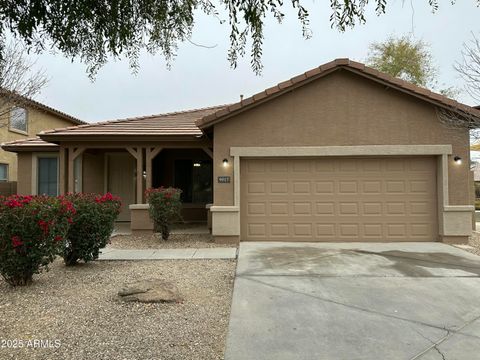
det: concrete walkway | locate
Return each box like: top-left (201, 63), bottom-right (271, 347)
top-left (225, 242), bottom-right (480, 360)
top-left (98, 247), bottom-right (237, 260)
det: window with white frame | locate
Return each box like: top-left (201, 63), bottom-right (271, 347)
top-left (10, 107), bottom-right (28, 133)
top-left (0, 164), bottom-right (8, 181)
top-left (37, 157), bottom-right (59, 196)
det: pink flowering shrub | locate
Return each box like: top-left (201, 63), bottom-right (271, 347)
top-left (145, 187), bottom-right (182, 240)
top-left (0, 195), bottom-right (75, 286)
top-left (63, 193), bottom-right (121, 266)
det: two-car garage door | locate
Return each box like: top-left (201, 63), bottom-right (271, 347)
top-left (240, 157), bottom-right (438, 241)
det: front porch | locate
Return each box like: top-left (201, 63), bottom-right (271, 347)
top-left (61, 143), bottom-right (214, 232)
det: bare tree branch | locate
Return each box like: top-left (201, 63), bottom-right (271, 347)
top-left (455, 32), bottom-right (480, 103)
top-left (0, 39), bottom-right (49, 128)
top-left (436, 106), bottom-right (480, 142)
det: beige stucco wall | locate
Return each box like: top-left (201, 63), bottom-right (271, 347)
top-left (213, 70), bottom-right (470, 208)
top-left (0, 105), bottom-right (77, 181)
top-left (82, 152), bottom-right (105, 193)
top-left (16, 152), bottom-right (33, 195)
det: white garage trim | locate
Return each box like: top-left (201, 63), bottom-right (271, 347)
top-left (230, 145), bottom-right (452, 157)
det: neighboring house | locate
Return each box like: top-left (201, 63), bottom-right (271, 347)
top-left (0, 92), bottom-right (84, 188)
top-left (474, 162), bottom-right (480, 183)
top-left (3, 59), bottom-right (480, 244)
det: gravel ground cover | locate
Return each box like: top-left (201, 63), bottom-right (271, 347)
top-left (109, 233), bottom-right (236, 249)
top-left (468, 231), bottom-right (480, 256)
top-left (0, 259), bottom-right (236, 360)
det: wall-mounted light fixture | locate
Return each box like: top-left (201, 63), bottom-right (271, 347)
top-left (454, 156), bottom-right (462, 165)
top-left (223, 158), bottom-right (229, 167)
top-left (193, 162), bottom-right (201, 167)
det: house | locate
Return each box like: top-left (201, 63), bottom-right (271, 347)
top-left (3, 59), bottom-right (480, 244)
top-left (0, 91), bottom-right (84, 193)
top-left (473, 162), bottom-right (480, 183)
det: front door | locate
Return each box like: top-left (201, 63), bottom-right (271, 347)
top-left (107, 153), bottom-right (136, 221)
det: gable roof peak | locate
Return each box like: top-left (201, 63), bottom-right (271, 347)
top-left (0, 88), bottom-right (85, 125)
top-left (196, 59), bottom-right (480, 129)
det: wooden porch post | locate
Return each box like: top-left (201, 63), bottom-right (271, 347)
top-left (59, 146), bottom-right (67, 195)
top-left (67, 147), bottom-right (85, 193)
top-left (127, 147), bottom-right (145, 203)
top-left (145, 147), bottom-right (163, 190)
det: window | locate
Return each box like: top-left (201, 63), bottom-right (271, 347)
top-left (174, 160), bottom-right (213, 203)
top-left (37, 157), bottom-right (58, 196)
top-left (10, 107), bottom-right (28, 133)
top-left (0, 164), bottom-right (8, 181)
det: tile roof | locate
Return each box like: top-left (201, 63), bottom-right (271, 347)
top-left (1, 137), bottom-right (58, 152)
top-left (0, 88), bottom-right (85, 125)
top-left (39, 105), bottom-right (227, 139)
top-left (196, 58), bottom-right (480, 128)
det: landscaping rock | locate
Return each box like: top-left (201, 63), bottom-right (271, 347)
top-left (118, 279), bottom-right (182, 303)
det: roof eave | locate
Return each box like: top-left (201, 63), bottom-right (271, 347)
top-left (38, 133), bottom-right (208, 143)
top-left (2, 145), bottom-right (58, 153)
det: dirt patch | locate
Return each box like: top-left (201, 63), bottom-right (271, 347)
top-left (0, 259), bottom-right (236, 360)
top-left (109, 233), bottom-right (236, 249)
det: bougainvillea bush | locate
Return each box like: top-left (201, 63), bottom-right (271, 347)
top-left (63, 193), bottom-right (121, 266)
top-left (146, 187), bottom-right (182, 240)
top-left (0, 195), bottom-right (75, 286)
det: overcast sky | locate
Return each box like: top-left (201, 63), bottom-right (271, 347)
top-left (30, 1), bottom-right (480, 123)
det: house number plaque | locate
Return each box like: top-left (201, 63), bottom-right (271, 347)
top-left (217, 176), bottom-right (231, 183)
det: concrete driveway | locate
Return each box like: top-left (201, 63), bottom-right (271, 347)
top-left (224, 242), bottom-right (480, 360)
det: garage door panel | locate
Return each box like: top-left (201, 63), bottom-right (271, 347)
top-left (316, 202), bottom-right (335, 215)
top-left (292, 181), bottom-right (311, 194)
top-left (315, 181), bottom-right (335, 194)
top-left (241, 157), bottom-right (438, 241)
top-left (270, 202), bottom-right (289, 215)
top-left (270, 223), bottom-right (290, 237)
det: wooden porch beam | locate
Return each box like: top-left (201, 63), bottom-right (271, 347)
top-left (202, 147), bottom-right (213, 159)
top-left (126, 147), bottom-right (139, 159)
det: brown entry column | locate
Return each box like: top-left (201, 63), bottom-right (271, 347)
top-left (67, 147), bottom-right (85, 193)
top-left (126, 147), bottom-right (145, 203)
top-left (145, 147), bottom-right (163, 191)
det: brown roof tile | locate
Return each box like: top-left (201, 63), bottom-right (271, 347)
top-left (39, 105), bottom-right (228, 139)
top-left (196, 58), bottom-right (480, 129)
top-left (1, 137), bottom-right (58, 152)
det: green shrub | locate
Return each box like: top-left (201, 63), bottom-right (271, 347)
top-left (0, 195), bottom-right (75, 286)
top-left (475, 182), bottom-right (480, 199)
top-left (145, 187), bottom-right (182, 240)
top-left (475, 199), bottom-right (480, 211)
top-left (63, 193), bottom-right (121, 266)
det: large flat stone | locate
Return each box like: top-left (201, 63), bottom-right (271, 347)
top-left (118, 279), bottom-right (182, 303)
